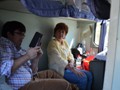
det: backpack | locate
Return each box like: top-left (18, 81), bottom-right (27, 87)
top-left (87, 0), bottom-right (111, 19)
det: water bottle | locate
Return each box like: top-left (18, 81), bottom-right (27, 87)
top-left (76, 55), bottom-right (82, 69)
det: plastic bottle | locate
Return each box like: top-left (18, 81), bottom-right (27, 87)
top-left (76, 55), bottom-right (82, 69)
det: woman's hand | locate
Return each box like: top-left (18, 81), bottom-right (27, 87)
top-left (65, 63), bottom-right (84, 77)
top-left (68, 59), bottom-right (75, 67)
top-left (71, 68), bottom-right (84, 77)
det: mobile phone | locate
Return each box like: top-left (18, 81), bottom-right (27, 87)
top-left (29, 32), bottom-right (43, 47)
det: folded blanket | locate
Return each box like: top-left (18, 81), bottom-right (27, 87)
top-left (36, 70), bottom-right (63, 79)
top-left (20, 70), bottom-right (72, 90)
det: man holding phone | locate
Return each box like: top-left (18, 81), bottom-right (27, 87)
top-left (0, 21), bottom-right (72, 90)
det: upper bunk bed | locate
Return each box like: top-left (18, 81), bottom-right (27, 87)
top-left (0, 0), bottom-right (111, 21)
top-left (20, 0), bottom-right (111, 20)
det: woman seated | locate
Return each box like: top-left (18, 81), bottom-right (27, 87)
top-left (47, 22), bottom-right (93, 90)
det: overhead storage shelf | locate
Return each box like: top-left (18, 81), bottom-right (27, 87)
top-left (0, 0), bottom-right (96, 24)
top-left (58, 17), bottom-right (96, 23)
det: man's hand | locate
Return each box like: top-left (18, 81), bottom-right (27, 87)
top-left (30, 46), bottom-right (43, 73)
top-left (12, 46), bottom-right (43, 73)
top-left (26, 46), bottom-right (42, 60)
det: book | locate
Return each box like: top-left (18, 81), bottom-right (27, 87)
top-left (29, 32), bottom-right (43, 47)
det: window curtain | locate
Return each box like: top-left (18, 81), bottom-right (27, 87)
top-left (98, 20), bottom-right (107, 52)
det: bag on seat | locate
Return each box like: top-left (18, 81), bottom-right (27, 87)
top-left (89, 60), bottom-right (106, 90)
top-left (87, 0), bottom-right (111, 19)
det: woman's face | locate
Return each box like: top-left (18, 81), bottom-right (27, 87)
top-left (55, 29), bottom-right (66, 40)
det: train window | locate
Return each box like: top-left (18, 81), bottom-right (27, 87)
top-left (94, 22), bottom-right (101, 46)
